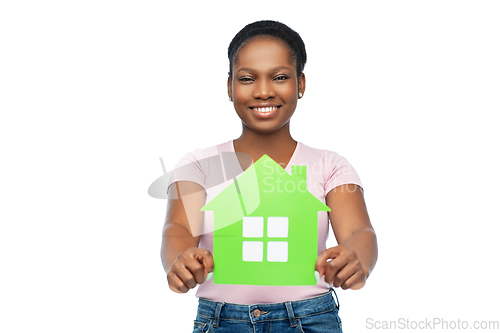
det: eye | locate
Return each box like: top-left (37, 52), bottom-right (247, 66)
top-left (274, 75), bottom-right (289, 81)
top-left (238, 77), bottom-right (254, 82)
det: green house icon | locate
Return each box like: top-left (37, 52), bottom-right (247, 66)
top-left (201, 154), bottom-right (331, 286)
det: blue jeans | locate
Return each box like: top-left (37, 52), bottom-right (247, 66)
top-left (192, 289), bottom-right (342, 333)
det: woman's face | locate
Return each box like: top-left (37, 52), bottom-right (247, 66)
top-left (228, 36), bottom-right (305, 135)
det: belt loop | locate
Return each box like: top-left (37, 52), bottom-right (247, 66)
top-left (331, 287), bottom-right (340, 310)
top-left (284, 301), bottom-right (297, 328)
top-left (213, 302), bottom-right (225, 328)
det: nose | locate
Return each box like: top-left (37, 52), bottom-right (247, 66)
top-left (252, 79), bottom-right (275, 99)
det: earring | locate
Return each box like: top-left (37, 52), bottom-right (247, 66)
top-left (229, 96), bottom-right (233, 102)
top-left (298, 92), bottom-right (303, 98)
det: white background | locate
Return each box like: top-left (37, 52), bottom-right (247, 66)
top-left (1, 1), bottom-right (499, 332)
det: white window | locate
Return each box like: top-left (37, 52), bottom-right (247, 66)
top-left (242, 216), bottom-right (289, 262)
top-left (267, 241), bottom-right (288, 262)
top-left (242, 241), bottom-right (263, 262)
top-left (242, 216), bottom-right (264, 237)
top-left (267, 217), bottom-right (288, 238)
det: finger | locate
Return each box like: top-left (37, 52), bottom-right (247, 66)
top-left (315, 247), bottom-right (342, 276)
top-left (324, 256), bottom-right (348, 286)
top-left (167, 271), bottom-right (189, 293)
top-left (184, 258), bottom-right (206, 285)
top-left (341, 270), bottom-right (366, 290)
top-left (333, 261), bottom-right (359, 288)
top-left (173, 263), bottom-right (198, 289)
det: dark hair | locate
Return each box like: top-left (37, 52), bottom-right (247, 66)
top-left (228, 20), bottom-right (307, 78)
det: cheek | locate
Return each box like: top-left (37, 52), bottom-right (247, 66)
top-left (232, 85), bottom-right (251, 102)
top-left (276, 84), bottom-right (297, 101)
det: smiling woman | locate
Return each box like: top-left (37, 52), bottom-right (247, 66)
top-left (162, 20), bottom-right (377, 333)
top-left (229, 36), bottom-right (304, 137)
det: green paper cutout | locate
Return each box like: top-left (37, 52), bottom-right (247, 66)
top-left (201, 154), bottom-right (331, 286)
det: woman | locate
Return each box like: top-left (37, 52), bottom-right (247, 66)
top-left (162, 20), bottom-right (377, 332)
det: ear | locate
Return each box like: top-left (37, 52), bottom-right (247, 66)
top-left (298, 73), bottom-right (306, 98)
top-left (227, 76), bottom-right (233, 101)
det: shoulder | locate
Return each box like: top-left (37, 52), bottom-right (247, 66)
top-left (175, 141), bottom-right (232, 166)
top-left (167, 140), bottom-right (233, 189)
top-left (297, 142), bottom-right (362, 192)
top-left (297, 142), bottom-right (352, 167)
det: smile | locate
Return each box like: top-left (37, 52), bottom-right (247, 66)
top-left (250, 106), bottom-right (280, 113)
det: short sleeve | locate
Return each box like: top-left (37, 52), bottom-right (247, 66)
top-left (323, 151), bottom-right (363, 194)
top-left (166, 150), bottom-right (207, 191)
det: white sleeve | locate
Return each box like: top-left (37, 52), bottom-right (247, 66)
top-left (166, 149), bottom-right (208, 190)
top-left (323, 150), bottom-right (363, 194)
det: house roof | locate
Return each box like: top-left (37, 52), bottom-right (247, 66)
top-left (202, 154), bottom-right (330, 218)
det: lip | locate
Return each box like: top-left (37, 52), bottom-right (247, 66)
top-left (249, 104), bottom-right (281, 119)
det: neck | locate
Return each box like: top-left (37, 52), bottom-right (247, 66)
top-left (233, 122), bottom-right (297, 163)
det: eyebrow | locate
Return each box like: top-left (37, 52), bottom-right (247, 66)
top-left (237, 66), bottom-right (292, 73)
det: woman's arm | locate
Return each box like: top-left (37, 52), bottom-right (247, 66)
top-left (161, 181), bottom-right (214, 293)
top-left (315, 184), bottom-right (378, 290)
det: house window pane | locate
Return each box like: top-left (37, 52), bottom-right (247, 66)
top-left (267, 241), bottom-right (288, 262)
top-left (243, 216), bottom-right (264, 237)
top-left (267, 217), bottom-right (288, 238)
top-left (242, 241), bottom-right (263, 262)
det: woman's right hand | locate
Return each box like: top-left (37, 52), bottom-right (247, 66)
top-left (166, 247), bottom-right (214, 293)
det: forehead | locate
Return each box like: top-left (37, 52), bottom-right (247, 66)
top-left (234, 36), bottom-right (295, 70)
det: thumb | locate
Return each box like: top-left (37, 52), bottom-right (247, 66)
top-left (315, 246), bottom-right (342, 276)
top-left (196, 249), bottom-right (214, 277)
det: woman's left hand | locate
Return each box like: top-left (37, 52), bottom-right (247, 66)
top-left (315, 245), bottom-right (367, 290)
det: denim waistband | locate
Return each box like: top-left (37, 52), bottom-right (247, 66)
top-left (196, 290), bottom-right (339, 328)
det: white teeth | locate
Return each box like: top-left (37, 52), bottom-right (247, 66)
top-left (253, 106), bottom-right (278, 113)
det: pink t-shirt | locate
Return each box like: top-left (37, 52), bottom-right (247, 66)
top-left (167, 140), bottom-right (362, 304)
